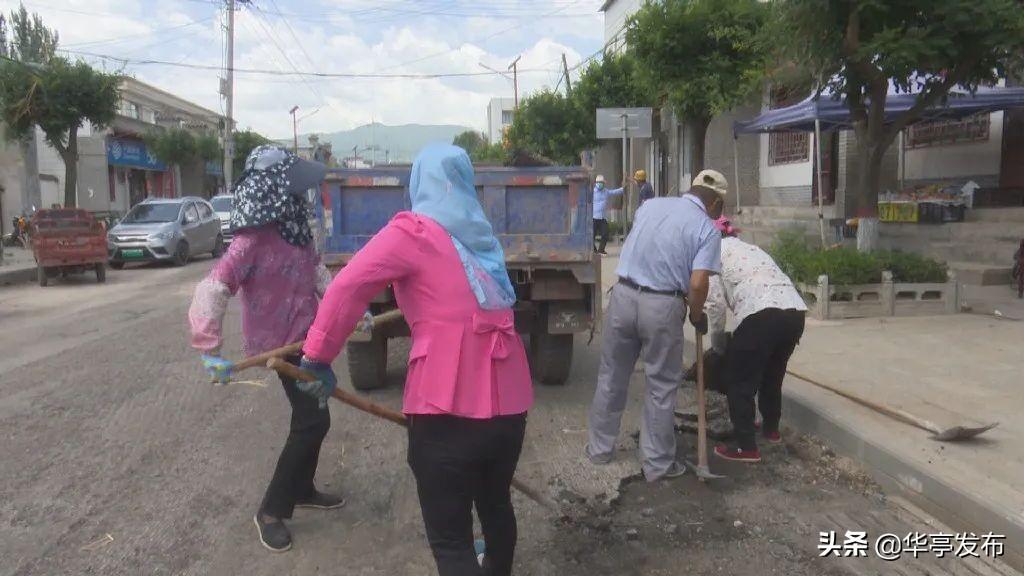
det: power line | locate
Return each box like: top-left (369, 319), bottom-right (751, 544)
top-left (246, 0), bottom-right (594, 21)
top-left (59, 48), bottom-right (558, 78)
top-left (60, 17), bottom-right (215, 49)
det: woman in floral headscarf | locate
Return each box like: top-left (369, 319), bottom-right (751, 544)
top-left (188, 145), bottom-right (343, 553)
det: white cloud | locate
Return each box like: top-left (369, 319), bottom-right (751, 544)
top-left (3, 0), bottom-right (605, 137)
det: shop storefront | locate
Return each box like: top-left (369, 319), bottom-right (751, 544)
top-left (106, 137), bottom-right (175, 211)
top-left (205, 161), bottom-right (224, 198)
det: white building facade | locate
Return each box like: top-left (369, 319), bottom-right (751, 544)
top-left (487, 97), bottom-right (516, 145)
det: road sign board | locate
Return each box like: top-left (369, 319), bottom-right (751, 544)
top-left (596, 107), bottom-right (653, 139)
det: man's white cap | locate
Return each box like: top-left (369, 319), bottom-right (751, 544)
top-left (692, 169), bottom-right (728, 196)
top-left (595, 174), bottom-right (606, 184)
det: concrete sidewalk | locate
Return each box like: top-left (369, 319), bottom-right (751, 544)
top-left (785, 309), bottom-right (1024, 571)
top-left (0, 247), bottom-right (37, 286)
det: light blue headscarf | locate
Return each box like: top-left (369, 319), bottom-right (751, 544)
top-left (409, 144), bottom-right (516, 310)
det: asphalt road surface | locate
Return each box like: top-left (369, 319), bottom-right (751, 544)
top-left (1, 258), bottom-right (1015, 576)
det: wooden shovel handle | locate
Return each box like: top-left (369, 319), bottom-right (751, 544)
top-left (694, 331), bottom-right (709, 469)
top-left (267, 358), bottom-right (407, 426)
top-left (265, 357), bottom-right (559, 513)
top-left (234, 341), bottom-right (306, 372)
top-left (786, 369), bottom-right (940, 435)
top-left (234, 309), bottom-right (407, 373)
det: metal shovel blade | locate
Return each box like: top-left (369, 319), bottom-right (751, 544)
top-left (685, 459), bottom-right (725, 481)
top-left (931, 422), bottom-right (999, 441)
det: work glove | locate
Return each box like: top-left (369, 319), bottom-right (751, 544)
top-left (689, 311), bottom-right (708, 335)
top-left (297, 356), bottom-right (338, 409)
top-left (201, 354), bottom-right (234, 385)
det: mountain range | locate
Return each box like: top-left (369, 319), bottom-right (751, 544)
top-left (281, 123), bottom-right (475, 164)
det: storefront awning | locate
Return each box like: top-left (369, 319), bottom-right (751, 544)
top-left (734, 85), bottom-right (1024, 135)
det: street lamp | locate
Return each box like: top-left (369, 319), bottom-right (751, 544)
top-left (289, 105), bottom-right (299, 152)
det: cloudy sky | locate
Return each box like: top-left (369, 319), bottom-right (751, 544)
top-left (2, 0), bottom-right (607, 138)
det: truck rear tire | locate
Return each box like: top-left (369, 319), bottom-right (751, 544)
top-left (531, 332), bottom-right (573, 386)
top-left (347, 335), bottom-right (388, 391)
top-left (37, 264), bottom-right (48, 287)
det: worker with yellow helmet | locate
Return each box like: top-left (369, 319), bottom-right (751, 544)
top-left (634, 169), bottom-right (655, 206)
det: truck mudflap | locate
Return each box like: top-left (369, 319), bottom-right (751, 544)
top-left (546, 300), bottom-right (591, 334)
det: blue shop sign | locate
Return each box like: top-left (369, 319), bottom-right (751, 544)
top-left (107, 137), bottom-right (166, 170)
top-left (205, 161), bottom-right (224, 176)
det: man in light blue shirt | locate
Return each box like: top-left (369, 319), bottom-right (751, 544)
top-left (587, 169), bottom-right (728, 481)
top-left (592, 174), bottom-right (624, 255)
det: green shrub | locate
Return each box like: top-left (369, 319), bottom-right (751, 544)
top-left (874, 251), bottom-right (948, 283)
top-left (769, 228), bottom-right (946, 285)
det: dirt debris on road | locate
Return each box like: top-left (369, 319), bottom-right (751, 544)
top-left (1, 265), bottom-right (1016, 576)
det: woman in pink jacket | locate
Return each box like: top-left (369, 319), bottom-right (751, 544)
top-left (298, 144), bottom-right (533, 575)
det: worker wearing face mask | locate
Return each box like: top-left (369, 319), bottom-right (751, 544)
top-left (592, 174), bottom-right (624, 255)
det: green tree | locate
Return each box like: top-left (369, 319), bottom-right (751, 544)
top-left (571, 51), bottom-right (652, 151)
top-left (0, 57), bottom-right (120, 207)
top-left (1, 3), bottom-right (57, 63)
top-left (471, 142), bottom-right (507, 164)
top-left (506, 90), bottom-right (588, 165)
top-left (452, 130), bottom-right (487, 154)
top-left (504, 52), bottom-right (652, 165)
top-left (776, 0), bottom-right (1024, 250)
top-left (627, 0), bottom-right (769, 173)
top-left (195, 132), bottom-right (222, 162)
top-left (232, 129), bottom-right (271, 176)
top-left (146, 128), bottom-right (197, 167)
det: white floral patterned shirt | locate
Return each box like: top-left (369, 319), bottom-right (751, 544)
top-left (705, 236), bottom-right (807, 351)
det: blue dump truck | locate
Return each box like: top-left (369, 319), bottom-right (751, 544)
top-left (317, 166), bottom-right (599, 390)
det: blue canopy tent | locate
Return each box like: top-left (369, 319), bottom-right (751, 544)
top-left (734, 85), bottom-right (1024, 134)
top-left (729, 85), bottom-right (1024, 244)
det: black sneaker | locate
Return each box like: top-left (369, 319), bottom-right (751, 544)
top-left (295, 491), bottom-right (347, 510)
top-left (253, 514), bottom-right (292, 553)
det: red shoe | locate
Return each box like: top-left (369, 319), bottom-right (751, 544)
top-left (714, 444), bottom-right (761, 463)
top-left (763, 430), bottom-right (782, 444)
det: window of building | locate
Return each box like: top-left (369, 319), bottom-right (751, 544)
top-left (767, 87), bottom-right (810, 166)
top-left (501, 110), bottom-right (514, 125)
top-left (905, 113), bottom-right (990, 148)
top-left (141, 108), bottom-right (157, 124)
top-left (118, 100), bottom-right (140, 120)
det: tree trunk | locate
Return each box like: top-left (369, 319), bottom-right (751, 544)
top-left (61, 126), bottom-right (78, 208)
top-left (850, 136), bottom-right (887, 252)
top-left (688, 116), bottom-right (710, 176)
top-left (20, 132), bottom-right (41, 213)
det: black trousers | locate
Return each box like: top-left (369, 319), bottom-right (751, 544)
top-left (593, 218), bottom-right (610, 253)
top-left (724, 309), bottom-right (805, 451)
top-left (407, 413), bottom-right (527, 576)
top-left (260, 357), bottom-right (331, 519)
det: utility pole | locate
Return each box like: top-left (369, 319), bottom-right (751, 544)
top-left (290, 106), bottom-right (299, 152)
top-left (621, 112), bottom-right (629, 224)
top-left (222, 0), bottom-right (237, 193)
top-left (508, 55), bottom-right (521, 110)
top-left (561, 53), bottom-right (572, 95)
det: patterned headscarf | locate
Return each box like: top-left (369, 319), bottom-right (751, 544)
top-left (229, 145), bottom-right (320, 246)
top-left (713, 216), bottom-right (740, 237)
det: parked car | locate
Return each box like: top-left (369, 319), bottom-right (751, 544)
top-left (107, 197), bottom-right (223, 268)
top-left (209, 194), bottom-right (234, 242)
top-left (30, 208), bottom-right (108, 286)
